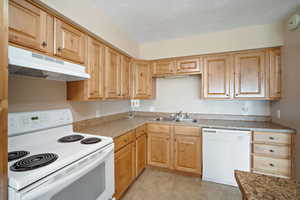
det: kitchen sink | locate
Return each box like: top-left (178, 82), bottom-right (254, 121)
top-left (154, 117), bottom-right (198, 123)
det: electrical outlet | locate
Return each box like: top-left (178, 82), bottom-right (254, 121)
top-left (277, 110), bottom-right (281, 119)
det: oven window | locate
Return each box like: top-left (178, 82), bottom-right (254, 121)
top-left (51, 162), bottom-right (106, 200)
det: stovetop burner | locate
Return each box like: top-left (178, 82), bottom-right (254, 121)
top-left (10, 153), bottom-right (58, 172)
top-left (80, 137), bottom-right (102, 144)
top-left (8, 151), bottom-right (30, 162)
top-left (58, 135), bottom-right (84, 143)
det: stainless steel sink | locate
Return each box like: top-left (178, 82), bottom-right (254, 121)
top-left (154, 117), bottom-right (198, 123)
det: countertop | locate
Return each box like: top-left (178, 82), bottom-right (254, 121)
top-left (235, 170), bottom-right (300, 200)
top-left (75, 116), bottom-right (295, 139)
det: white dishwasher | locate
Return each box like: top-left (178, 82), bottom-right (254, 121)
top-left (202, 128), bottom-right (251, 186)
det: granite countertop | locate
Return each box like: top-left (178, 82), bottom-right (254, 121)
top-left (75, 116), bottom-right (295, 139)
top-left (235, 170), bottom-right (300, 200)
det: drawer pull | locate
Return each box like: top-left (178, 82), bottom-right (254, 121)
top-left (269, 163), bottom-right (275, 167)
top-left (269, 149), bottom-right (274, 153)
top-left (269, 137), bottom-right (275, 140)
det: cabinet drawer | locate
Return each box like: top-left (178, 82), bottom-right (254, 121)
top-left (114, 130), bottom-right (135, 151)
top-left (136, 125), bottom-right (146, 138)
top-left (253, 132), bottom-right (291, 145)
top-left (174, 125), bottom-right (201, 137)
top-left (253, 144), bottom-right (291, 159)
top-left (147, 123), bottom-right (170, 134)
top-left (253, 156), bottom-right (291, 177)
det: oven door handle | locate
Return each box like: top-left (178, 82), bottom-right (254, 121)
top-left (23, 144), bottom-right (114, 200)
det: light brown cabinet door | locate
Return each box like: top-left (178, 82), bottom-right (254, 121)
top-left (147, 133), bottom-right (170, 168)
top-left (87, 37), bottom-right (104, 99)
top-left (234, 50), bottom-right (266, 98)
top-left (174, 135), bottom-right (201, 174)
top-left (176, 58), bottom-right (201, 74)
top-left (136, 134), bottom-right (147, 176)
top-left (132, 61), bottom-right (153, 99)
top-left (269, 48), bottom-right (281, 99)
top-left (203, 55), bottom-right (232, 99)
top-left (115, 143), bottom-right (135, 199)
top-left (54, 18), bottom-right (87, 64)
top-left (105, 48), bottom-right (121, 98)
top-left (120, 56), bottom-right (130, 98)
top-left (153, 60), bottom-right (175, 76)
top-left (9, 0), bottom-right (53, 53)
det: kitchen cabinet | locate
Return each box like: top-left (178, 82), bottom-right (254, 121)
top-left (136, 133), bottom-right (147, 176)
top-left (9, 0), bottom-right (53, 54)
top-left (174, 135), bottom-right (201, 174)
top-left (147, 132), bottom-right (171, 168)
top-left (114, 142), bottom-right (135, 200)
top-left (202, 54), bottom-right (232, 99)
top-left (252, 131), bottom-right (294, 179)
top-left (147, 124), bottom-right (202, 175)
top-left (234, 50), bottom-right (266, 98)
top-left (268, 48), bottom-right (281, 99)
top-left (176, 57), bottom-right (201, 74)
top-left (153, 60), bottom-right (175, 76)
top-left (119, 56), bottom-right (131, 98)
top-left (67, 37), bottom-right (105, 100)
top-left (105, 48), bottom-right (121, 98)
top-left (131, 60), bottom-right (155, 99)
top-left (54, 18), bottom-right (87, 64)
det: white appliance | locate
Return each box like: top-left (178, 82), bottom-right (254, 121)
top-left (8, 109), bottom-right (114, 200)
top-left (202, 128), bottom-right (251, 186)
top-left (8, 46), bottom-right (90, 81)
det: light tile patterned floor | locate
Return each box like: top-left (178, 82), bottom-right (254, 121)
top-left (122, 168), bottom-right (242, 200)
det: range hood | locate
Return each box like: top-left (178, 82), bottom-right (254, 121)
top-left (8, 46), bottom-right (90, 81)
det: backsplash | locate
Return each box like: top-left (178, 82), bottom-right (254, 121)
top-left (8, 75), bottom-right (130, 122)
top-left (135, 76), bottom-right (271, 116)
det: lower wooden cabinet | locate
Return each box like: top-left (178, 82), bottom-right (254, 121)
top-left (252, 131), bottom-right (294, 179)
top-left (136, 134), bottom-right (147, 176)
top-left (114, 142), bottom-right (135, 199)
top-left (174, 135), bottom-right (201, 174)
top-left (147, 132), bottom-right (171, 168)
top-left (147, 123), bottom-right (202, 175)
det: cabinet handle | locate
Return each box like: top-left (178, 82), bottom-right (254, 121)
top-left (226, 94), bottom-right (229, 96)
top-left (269, 149), bottom-right (274, 153)
top-left (42, 41), bottom-right (47, 47)
top-left (236, 93), bottom-right (238, 96)
top-left (269, 137), bottom-right (275, 140)
top-left (269, 163), bottom-right (274, 167)
top-left (57, 47), bottom-right (62, 52)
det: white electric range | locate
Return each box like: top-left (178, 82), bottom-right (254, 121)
top-left (8, 109), bottom-right (115, 200)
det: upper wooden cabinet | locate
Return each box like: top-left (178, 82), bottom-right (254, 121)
top-left (202, 55), bottom-right (232, 99)
top-left (268, 48), bottom-right (281, 99)
top-left (67, 37), bottom-right (105, 101)
top-left (9, 0), bottom-right (53, 54)
top-left (131, 61), bottom-right (155, 99)
top-left (234, 50), bottom-right (266, 98)
top-left (54, 18), bottom-right (87, 64)
top-left (176, 58), bottom-right (201, 74)
top-left (105, 48), bottom-right (121, 98)
top-left (152, 57), bottom-right (202, 77)
top-left (153, 60), bottom-right (175, 76)
top-left (119, 56), bottom-right (131, 98)
top-left (86, 38), bottom-right (105, 99)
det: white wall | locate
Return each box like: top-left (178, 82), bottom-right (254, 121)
top-left (136, 76), bottom-right (270, 116)
top-left (40, 0), bottom-right (140, 58)
top-left (139, 23), bottom-right (284, 59)
top-left (271, 8), bottom-right (300, 180)
top-left (8, 76), bottom-right (130, 122)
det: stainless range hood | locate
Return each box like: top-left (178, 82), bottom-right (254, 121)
top-left (8, 46), bottom-right (90, 81)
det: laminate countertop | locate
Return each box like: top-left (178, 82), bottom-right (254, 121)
top-left (75, 116), bottom-right (295, 139)
top-left (235, 170), bottom-right (300, 200)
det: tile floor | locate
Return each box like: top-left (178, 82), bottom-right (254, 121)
top-left (122, 168), bottom-right (242, 200)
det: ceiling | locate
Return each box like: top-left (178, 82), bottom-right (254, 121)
top-left (93, 0), bottom-right (300, 43)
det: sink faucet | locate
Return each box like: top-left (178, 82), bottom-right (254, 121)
top-left (174, 111), bottom-right (184, 121)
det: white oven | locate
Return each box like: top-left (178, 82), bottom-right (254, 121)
top-left (9, 143), bottom-right (115, 200)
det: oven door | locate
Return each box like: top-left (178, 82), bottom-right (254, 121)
top-left (21, 144), bottom-right (114, 200)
